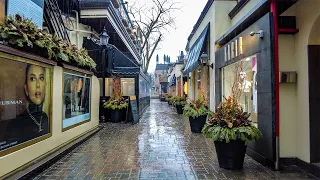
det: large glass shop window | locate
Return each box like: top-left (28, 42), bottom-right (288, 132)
top-left (121, 78), bottom-right (135, 96)
top-left (221, 55), bottom-right (258, 125)
top-left (105, 78), bottom-right (113, 96)
top-left (63, 72), bottom-right (91, 130)
top-left (0, 58), bottom-right (52, 155)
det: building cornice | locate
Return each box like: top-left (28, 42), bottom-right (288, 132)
top-left (79, 0), bottom-right (141, 62)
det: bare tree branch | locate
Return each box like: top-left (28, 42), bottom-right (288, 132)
top-left (128, 0), bottom-right (180, 72)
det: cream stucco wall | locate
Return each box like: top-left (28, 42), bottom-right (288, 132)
top-left (0, 66), bottom-right (100, 176)
top-left (230, 0), bottom-right (261, 27)
top-left (187, 1), bottom-right (235, 110)
top-left (279, 35), bottom-right (297, 158)
top-left (279, 0), bottom-right (320, 162)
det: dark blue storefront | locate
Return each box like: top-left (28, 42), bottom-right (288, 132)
top-left (84, 38), bottom-right (151, 123)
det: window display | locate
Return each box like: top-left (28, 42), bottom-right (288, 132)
top-left (105, 78), bottom-right (113, 96)
top-left (63, 72), bottom-right (91, 130)
top-left (121, 78), bottom-right (135, 96)
top-left (221, 55), bottom-right (258, 125)
top-left (0, 58), bottom-right (52, 155)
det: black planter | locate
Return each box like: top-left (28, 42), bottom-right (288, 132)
top-left (160, 97), bottom-right (166, 102)
top-left (168, 101), bottom-right (172, 105)
top-left (176, 105), bottom-right (184, 114)
top-left (188, 115), bottom-right (207, 133)
top-left (110, 109), bottom-right (122, 123)
top-left (214, 139), bottom-right (247, 170)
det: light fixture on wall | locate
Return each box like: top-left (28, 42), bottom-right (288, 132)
top-left (250, 30), bottom-right (264, 38)
top-left (199, 52), bottom-right (214, 69)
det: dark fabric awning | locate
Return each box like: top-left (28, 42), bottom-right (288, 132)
top-left (184, 24), bottom-right (209, 74)
top-left (79, 0), bottom-right (111, 9)
top-left (108, 45), bottom-right (140, 75)
top-left (83, 38), bottom-right (140, 76)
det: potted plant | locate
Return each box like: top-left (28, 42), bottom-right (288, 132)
top-left (160, 94), bottom-right (166, 102)
top-left (183, 94), bottom-right (209, 133)
top-left (202, 95), bottom-right (262, 170)
top-left (173, 96), bottom-right (186, 114)
top-left (103, 94), bottom-right (128, 123)
top-left (167, 95), bottom-right (175, 105)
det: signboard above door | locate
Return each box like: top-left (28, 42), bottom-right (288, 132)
top-left (6, 0), bottom-right (44, 28)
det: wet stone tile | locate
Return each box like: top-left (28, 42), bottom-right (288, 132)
top-left (34, 100), bottom-right (318, 180)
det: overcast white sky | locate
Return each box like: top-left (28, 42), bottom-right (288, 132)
top-left (131, 0), bottom-right (208, 73)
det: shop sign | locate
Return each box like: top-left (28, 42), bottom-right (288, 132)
top-left (0, 57), bottom-right (52, 155)
top-left (224, 37), bottom-right (243, 62)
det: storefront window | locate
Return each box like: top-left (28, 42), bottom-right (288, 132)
top-left (221, 55), bottom-right (258, 126)
top-left (62, 72), bottom-right (91, 130)
top-left (105, 78), bottom-right (113, 96)
top-left (121, 78), bottom-right (135, 96)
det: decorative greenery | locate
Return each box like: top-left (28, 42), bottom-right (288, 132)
top-left (103, 94), bottom-right (128, 110)
top-left (183, 95), bottom-right (209, 118)
top-left (165, 94), bottom-right (172, 101)
top-left (202, 96), bottom-right (262, 145)
top-left (0, 14), bottom-right (96, 69)
top-left (172, 96), bottom-right (186, 106)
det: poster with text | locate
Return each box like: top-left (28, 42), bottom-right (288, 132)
top-left (63, 72), bottom-right (91, 130)
top-left (0, 57), bottom-right (52, 153)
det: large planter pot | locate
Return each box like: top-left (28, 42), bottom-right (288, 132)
top-left (188, 115), bottom-right (207, 133)
top-left (176, 105), bottom-right (184, 114)
top-left (214, 139), bottom-right (247, 170)
top-left (110, 109), bottom-right (122, 123)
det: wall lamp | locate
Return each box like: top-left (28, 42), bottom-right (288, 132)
top-left (250, 30), bottom-right (264, 38)
top-left (200, 52), bottom-right (214, 69)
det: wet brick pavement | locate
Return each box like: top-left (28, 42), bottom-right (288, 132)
top-left (34, 100), bottom-right (318, 180)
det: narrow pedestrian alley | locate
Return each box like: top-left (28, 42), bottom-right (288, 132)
top-left (35, 100), bottom-right (317, 180)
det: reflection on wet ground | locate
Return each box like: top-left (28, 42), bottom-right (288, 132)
top-left (35, 100), bottom-right (318, 180)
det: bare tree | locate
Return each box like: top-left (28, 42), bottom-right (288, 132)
top-left (128, 0), bottom-right (179, 73)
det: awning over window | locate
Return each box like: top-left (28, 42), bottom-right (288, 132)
top-left (108, 45), bottom-right (140, 75)
top-left (184, 24), bottom-right (209, 74)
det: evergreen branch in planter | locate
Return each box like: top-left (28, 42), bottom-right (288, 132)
top-left (202, 96), bottom-right (262, 145)
top-left (0, 14), bottom-right (96, 69)
top-left (183, 95), bottom-right (210, 118)
top-left (172, 96), bottom-right (186, 106)
top-left (103, 95), bottom-right (129, 110)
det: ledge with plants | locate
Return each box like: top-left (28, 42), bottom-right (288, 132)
top-left (0, 14), bottom-right (96, 70)
top-left (183, 94), bottom-right (210, 133)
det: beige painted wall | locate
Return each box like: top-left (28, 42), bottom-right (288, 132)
top-left (0, 66), bottom-right (100, 176)
top-left (279, 0), bottom-right (320, 162)
top-left (187, 1), bottom-right (235, 109)
top-left (279, 35), bottom-right (297, 158)
top-left (231, 0), bottom-right (261, 27)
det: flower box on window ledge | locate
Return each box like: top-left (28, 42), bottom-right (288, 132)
top-left (122, 18), bottom-right (129, 27)
top-left (126, 27), bottom-right (132, 34)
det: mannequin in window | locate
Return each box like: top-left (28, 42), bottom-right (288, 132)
top-left (239, 72), bottom-right (251, 92)
top-left (239, 71), bottom-right (251, 112)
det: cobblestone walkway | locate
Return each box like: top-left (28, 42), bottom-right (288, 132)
top-left (35, 100), bottom-right (318, 180)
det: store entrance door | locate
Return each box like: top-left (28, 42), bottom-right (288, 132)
top-left (308, 45), bottom-right (320, 163)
